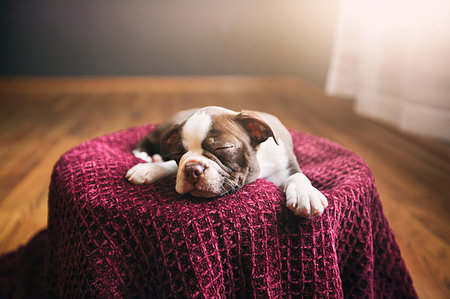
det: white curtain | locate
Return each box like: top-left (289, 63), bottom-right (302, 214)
top-left (326, 0), bottom-right (450, 141)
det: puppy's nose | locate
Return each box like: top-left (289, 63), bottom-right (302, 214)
top-left (184, 163), bottom-right (205, 183)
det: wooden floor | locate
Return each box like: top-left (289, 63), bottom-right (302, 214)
top-left (0, 77), bottom-right (448, 298)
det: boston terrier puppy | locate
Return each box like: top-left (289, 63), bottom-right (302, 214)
top-left (126, 106), bottom-right (328, 219)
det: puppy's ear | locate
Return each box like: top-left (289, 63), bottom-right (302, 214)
top-left (160, 125), bottom-right (181, 160)
top-left (162, 126), bottom-right (180, 144)
top-left (235, 111), bottom-right (278, 147)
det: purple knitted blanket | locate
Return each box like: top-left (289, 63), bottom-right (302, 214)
top-left (2, 125), bottom-right (417, 298)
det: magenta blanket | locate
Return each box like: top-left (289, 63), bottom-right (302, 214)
top-left (41, 125), bottom-right (416, 298)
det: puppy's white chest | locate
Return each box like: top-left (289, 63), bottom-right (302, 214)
top-left (256, 138), bottom-right (290, 187)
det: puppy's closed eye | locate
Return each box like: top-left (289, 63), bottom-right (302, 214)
top-left (214, 144), bottom-right (235, 151)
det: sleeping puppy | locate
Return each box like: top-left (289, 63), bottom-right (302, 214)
top-left (126, 106), bottom-right (328, 219)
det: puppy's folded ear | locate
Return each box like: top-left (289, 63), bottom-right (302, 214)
top-left (235, 111), bottom-right (278, 147)
top-left (160, 125), bottom-right (181, 160)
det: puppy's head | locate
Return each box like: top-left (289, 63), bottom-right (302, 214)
top-left (161, 107), bottom-right (276, 197)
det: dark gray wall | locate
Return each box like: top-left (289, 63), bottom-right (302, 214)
top-left (1, 0), bottom-right (338, 86)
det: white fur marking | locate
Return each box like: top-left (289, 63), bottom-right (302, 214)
top-left (182, 113), bottom-right (212, 153)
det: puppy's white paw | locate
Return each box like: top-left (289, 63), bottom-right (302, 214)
top-left (132, 150), bottom-right (152, 162)
top-left (126, 163), bottom-right (167, 184)
top-left (284, 173), bottom-right (328, 219)
top-left (126, 163), bottom-right (154, 184)
top-left (126, 161), bottom-right (179, 185)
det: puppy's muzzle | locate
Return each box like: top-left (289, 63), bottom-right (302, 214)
top-left (184, 162), bottom-right (205, 184)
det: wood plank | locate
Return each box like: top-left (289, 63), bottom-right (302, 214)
top-left (0, 138), bottom-right (79, 253)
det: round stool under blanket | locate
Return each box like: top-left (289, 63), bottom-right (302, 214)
top-left (45, 125), bottom-right (417, 298)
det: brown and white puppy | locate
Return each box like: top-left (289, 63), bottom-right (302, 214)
top-left (126, 106), bottom-right (328, 219)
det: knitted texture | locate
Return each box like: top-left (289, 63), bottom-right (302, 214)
top-left (45, 125), bottom-right (417, 298)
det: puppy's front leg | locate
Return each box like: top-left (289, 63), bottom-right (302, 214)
top-left (126, 160), bottom-right (178, 184)
top-left (284, 173), bottom-right (328, 219)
